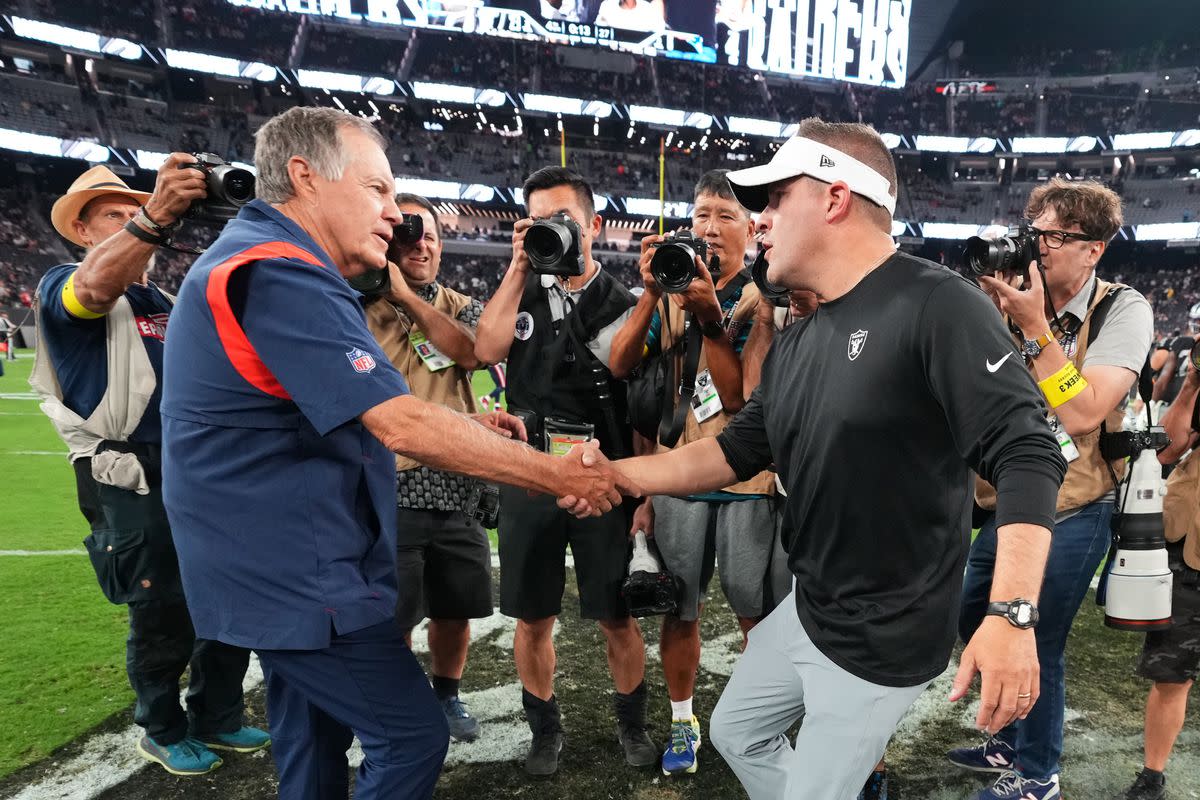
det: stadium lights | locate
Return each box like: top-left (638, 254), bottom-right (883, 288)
top-left (1010, 136), bottom-right (1099, 154)
top-left (1135, 223), bottom-right (1200, 241)
top-left (624, 198), bottom-right (692, 218)
top-left (0, 128), bottom-right (109, 162)
top-left (165, 49), bottom-right (276, 82)
top-left (297, 69), bottom-right (395, 95)
top-left (395, 177), bottom-right (495, 202)
top-left (920, 222), bottom-right (985, 239)
top-left (520, 94), bottom-right (613, 118)
top-left (511, 188), bottom-right (609, 212)
top-left (1111, 130), bottom-right (1200, 150)
top-left (8, 17), bottom-right (142, 60)
top-left (411, 82), bottom-right (506, 107)
top-left (725, 117), bottom-right (799, 139)
top-left (627, 105), bottom-right (713, 130)
top-left (915, 136), bottom-right (997, 154)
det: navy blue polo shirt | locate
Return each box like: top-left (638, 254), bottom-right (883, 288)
top-left (161, 200), bottom-right (409, 650)
top-left (37, 264), bottom-right (173, 444)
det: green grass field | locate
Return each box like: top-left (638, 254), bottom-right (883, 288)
top-left (0, 353), bottom-right (506, 779)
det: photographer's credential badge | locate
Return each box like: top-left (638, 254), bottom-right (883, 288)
top-left (691, 369), bottom-right (723, 423)
top-left (409, 330), bottom-right (453, 371)
top-left (848, 329), bottom-right (869, 361)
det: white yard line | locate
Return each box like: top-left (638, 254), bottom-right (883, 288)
top-left (0, 550), bottom-right (86, 556)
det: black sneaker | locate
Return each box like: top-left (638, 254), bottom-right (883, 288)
top-left (616, 721), bottom-right (657, 767)
top-left (522, 690), bottom-right (564, 777)
top-left (1121, 769), bottom-right (1166, 800)
top-left (525, 730), bottom-right (564, 776)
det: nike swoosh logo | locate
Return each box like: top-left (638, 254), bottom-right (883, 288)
top-left (986, 352), bottom-right (1013, 373)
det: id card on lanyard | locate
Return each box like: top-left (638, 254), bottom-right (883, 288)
top-left (1050, 416), bottom-right (1080, 463)
top-left (409, 330), bottom-right (454, 372)
top-left (691, 369), bottom-right (723, 423)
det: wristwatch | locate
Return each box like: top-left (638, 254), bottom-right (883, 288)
top-left (699, 319), bottom-right (725, 339)
top-left (986, 599), bottom-right (1039, 629)
top-left (1021, 331), bottom-right (1054, 359)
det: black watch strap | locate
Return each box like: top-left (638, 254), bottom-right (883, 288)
top-left (123, 219), bottom-right (168, 246)
top-left (986, 599), bottom-right (1039, 629)
top-left (700, 319), bottom-right (725, 339)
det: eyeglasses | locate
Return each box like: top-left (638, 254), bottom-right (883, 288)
top-left (1032, 227), bottom-right (1097, 249)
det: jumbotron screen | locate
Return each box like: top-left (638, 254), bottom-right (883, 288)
top-left (227, 0), bottom-right (911, 87)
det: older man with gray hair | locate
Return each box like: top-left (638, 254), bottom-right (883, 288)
top-left (160, 106), bottom-right (637, 800)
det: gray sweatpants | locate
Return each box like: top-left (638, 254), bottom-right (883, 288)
top-left (710, 591), bottom-right (932, 800)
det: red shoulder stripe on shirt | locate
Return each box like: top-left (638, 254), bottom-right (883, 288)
top-left (206, 242), bottom-right (323, 399)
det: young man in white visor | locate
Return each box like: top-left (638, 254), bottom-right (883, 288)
top-left (558, 118), bottom-right (1064, 800)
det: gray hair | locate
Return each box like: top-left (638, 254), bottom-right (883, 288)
top-left (253, 107), bottom-right (387, 204)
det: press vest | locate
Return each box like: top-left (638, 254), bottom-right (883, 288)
top-left (364, 284), bottom-right (477, 472)
top-left (976, 278), bottom-right (1130, 513)
top-left (657, 275), bottom-right (775, 496)
top-left (30, 269), bottom-right (168, 463)
top-left (505, 268), bottom-right (635, 459)
top-left (1164, 447), bottom-right (1200, 571)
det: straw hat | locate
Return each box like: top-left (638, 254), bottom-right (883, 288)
top-left (51, 165), bottom-right (152, 247)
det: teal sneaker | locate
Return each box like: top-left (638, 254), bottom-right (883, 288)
top-left (198, 725), bottom-right (272, 753)
top-left (137, 735), bottom-right (223, 776)
top-left (661, 717), bottom-right (701, 776)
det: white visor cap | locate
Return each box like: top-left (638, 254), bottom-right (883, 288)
top-left (726, 136), bottom-right (897, 216)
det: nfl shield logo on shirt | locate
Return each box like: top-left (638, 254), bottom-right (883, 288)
top-left (847, 329), bottom-right (868, 361)
top-left (346, 348), bottom-right (377, 374)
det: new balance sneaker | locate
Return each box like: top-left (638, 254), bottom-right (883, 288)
top-left (858, 768), bottom-right (888, 800)
top-left (1120, 768), bottom-right (1166, 800)
top-left (137, 735), bottom-right (223, 776)
top-left (442, 695), bottom-right (480, 743)
top-left (971, 772), bottom-right (1061, 800)
top-left (661, 717), bottom-right (701, 776)
top-left (948, 736), bottom-right (1017, 773)
top-left (198, 725), bottom-right (271, 753)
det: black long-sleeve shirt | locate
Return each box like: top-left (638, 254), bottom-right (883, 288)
top-left (717, 253), bottom-right (1065, 687)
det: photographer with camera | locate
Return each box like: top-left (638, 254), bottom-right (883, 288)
top-left (1111, 351), bottom-right (1200, 800)
top-left (474, 166), bottom-right (653, 776)
top-left (608, 169), bottom-right (791, 778)
top-left (952, 178), bottom-right (1155, 799)
top-left (29, 158), bottom-right (269, 776)
top-left (363, 193), bottom-right (522, 745)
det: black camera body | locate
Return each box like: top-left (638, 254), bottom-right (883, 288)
top-left (524, 213), bottom-right (583, 277)
top-left (750, 248), bottom-right (790, 307)
top-left (650, 229), bottom-right (718, 294)
top-left (1099, 428), bottom-right (1171, 462)
top-left (463, 481), bottom-right (501, 529)
top-left (183, 153), bottom-right (255, 223)
top-left (964, 221), bottom-right (1039, 276)
top-left (347, 213), bottom-right (426, 297)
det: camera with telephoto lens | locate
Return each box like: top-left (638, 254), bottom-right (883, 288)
top-left (750, 248), bottom-right (790, 307)
top-left (964, 221), bottom-right (1039, 276)
top-left (463, 481), bottom-right (501, 529)
top-left (649, 229), bottom-right (720, 294)
top-left (1098, 427), bottom-right (1174, 632)
top-left (182, 153), bottom-right (255, 223)
top-left (524, 213), bottom-right (583, 277)
top-left (346, 213), bottom-right (425, 297)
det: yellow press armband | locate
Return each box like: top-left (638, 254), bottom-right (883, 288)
top-left (1038, 362), bottom-right (1087, 408)
top-left (61, 273), bottom-right (105, 320)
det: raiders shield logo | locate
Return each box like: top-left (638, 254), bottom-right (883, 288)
top-left (847, 329), bottom-right (868, 361)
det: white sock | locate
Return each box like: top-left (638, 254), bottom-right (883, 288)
top-left (670, 698), bottom-right (693, 721)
